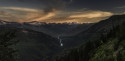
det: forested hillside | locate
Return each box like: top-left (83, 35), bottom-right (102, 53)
top-left (55, 17), bottom-right (125, 61)
top-left (0, 29), bottom-right (18, 61)
top-left (0, 28), bottom-right (61, 61)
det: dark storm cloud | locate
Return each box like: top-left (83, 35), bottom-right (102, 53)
top-left (67, 0), bottom-right (125, 12)
top-left (1, 0), bottom-right (125, 10)
top-left (2, 0), bottom-right (125, 13)
top-left (41, 0), bottom-right (66, 13)
top-left (17, 0), bottom-right (68, 14)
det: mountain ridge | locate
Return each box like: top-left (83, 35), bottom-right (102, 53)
top-left (55, 14), bottom-right (125, 61)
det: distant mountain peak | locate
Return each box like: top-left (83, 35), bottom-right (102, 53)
top-left (24, 21), bottom-right (47, 25)
top-left (0, 20), bottom-right (8, 25)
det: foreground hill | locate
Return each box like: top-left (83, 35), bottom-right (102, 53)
top-left (55, 15), bottom-right (125, 61)
top-left (0, 29), bottom-right (18, 61)
top-left (0, 28), bottom-right (61, 61)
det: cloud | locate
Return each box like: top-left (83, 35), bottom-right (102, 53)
top-left (0, 7), bottom-right (58, 22)
top-left (34, 10), bottom-right (113, 23)
top-left (33, 12), bottom-right (56, 21)
top-left (69, 11), bottom-right (113, 18)
top-left (116, 6), bottom-right (125, 9)
top-left (41, 0), bottom-right (66, 13)
top-left (0, 11), bottom-right (20, 22)
top-left (0, 7), bottom-right (40, 12)
top-left (0, 6), bottom-right (114, 23)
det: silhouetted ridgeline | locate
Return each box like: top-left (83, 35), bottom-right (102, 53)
top-left (75, 14), bottom-right (125, 40)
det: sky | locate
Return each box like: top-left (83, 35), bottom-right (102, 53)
top-left (0, 0), bottom-right (125, 23)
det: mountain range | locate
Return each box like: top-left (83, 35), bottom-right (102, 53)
top-left (0, 14), bottom-right (125, 61)
top-left (0, 20), bottom-right (93, 61)
top-left (0, 20), bottom-right (93, 37)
